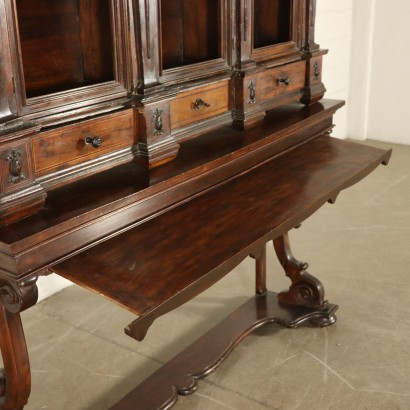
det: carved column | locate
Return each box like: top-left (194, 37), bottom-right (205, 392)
top-left (132, 0), bottom-right (179, 168)
top-left (300, 0), bottom-right (327, 105)
top-left (0, 277), bottom-right (38, 410)
top-left (232, 0), bottom-right (266, 130)
top-left (0, 0), bottom-right (18, 124)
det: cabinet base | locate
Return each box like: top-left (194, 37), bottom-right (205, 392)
top-left (111, 291), bottom-right (338, 410)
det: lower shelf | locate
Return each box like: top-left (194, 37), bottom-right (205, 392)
top-left (110, 291), bottom-right (338, 410)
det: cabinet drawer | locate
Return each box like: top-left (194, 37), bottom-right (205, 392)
top-left (170, 80), bottom-right (230, 130)
top-left (259, 61), bottom-right (306, 102)
top-left (32, 110), bottom-right (135, 175)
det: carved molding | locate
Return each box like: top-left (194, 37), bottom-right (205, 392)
top-left (0, 277), bottom-right (38, 314)
top-left (273, 233), bottom-right (327, 308)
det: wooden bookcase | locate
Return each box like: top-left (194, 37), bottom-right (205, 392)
top-left (0, 0), bottom-right (326, 226)
top-left (0, 1), bottom-right (393, 409)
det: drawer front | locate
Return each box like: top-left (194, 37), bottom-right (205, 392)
top-left (33, 110), bottom-right (135, 175)
top-left (259, 61), bottom-right (306, 103)
top-left (170, 80), bottom-right (230, 130)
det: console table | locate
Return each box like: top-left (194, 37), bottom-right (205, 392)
top-left (0, 100), bottom-right (391, 409)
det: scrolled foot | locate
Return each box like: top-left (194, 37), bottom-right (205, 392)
top-left (273, 233), bottom-right (327, 309)
top-left (277, 270), bottom-right (326, 308)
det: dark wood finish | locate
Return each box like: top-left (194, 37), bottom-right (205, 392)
top-left (160, 0), bottom-right (220, 70)
top-left (300, 0), bottom-right (327, 105)
top-left (111, 292), bottom-right (338, 410)
top-left (253, 0), bottom-right (292, 48)
top-left (0, 2), bottom-right (393, 408)
top-left (0, 277), bottom-right (38, 410)
top-left (170, 80), bottom-right (230, 130)
top-left (0, 122), bottom-right (46, 227)
top-left (273, 232), bottom-right (337, 327)
top-left (16, 0), bottom-right (114, 98)
top-left (51, 135), bottom-right (390, 341)
top-left (259, 61), bottom-right (306, 104)
top-left (252, 246), bottom-right (267, 295)
top-left (0, 102), bottom-right (392, 408)
top-left (0, 0), bottom-right (329, 221)
top-left (10, 0), bottom-right (129, 117)
top-left (31, 109), bottom-right (136, 178)
top-left (0, 0), bottom-right (17, 123)
top-left (274, 232), bottom-right (326, 308)
top-left (0, 100), bottom-right (343, 277)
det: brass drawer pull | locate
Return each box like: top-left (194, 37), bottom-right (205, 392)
top-left (278, 77), bottom-right (291, 86)
top-left (193, 98), bottom-right (211, 110)
top-left (85, 136), bottom-right (103, 148)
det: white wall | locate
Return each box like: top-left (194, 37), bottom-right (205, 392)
top-left (348, 0), bottom-right (410, 145)
top-left (365, 1), bottom-right (410, 144)
top-left (316, 0), bottom-right (354, 139)
top-left (346, 0), bottom-right (376, 141)
top-left (37, 275), bottom-right (72, 303)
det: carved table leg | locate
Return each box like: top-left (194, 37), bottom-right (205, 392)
top-left (250, 246), bottom-right (267, 295)
top-left (0, 278), bottom-right (38, 410)
top-left (273, 232), bottom-right (337, 327)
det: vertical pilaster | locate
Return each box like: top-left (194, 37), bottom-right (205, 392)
top-left (300, 0), bottom-right (327, 105)
top-left (0, 0), bottom-right (17, 124)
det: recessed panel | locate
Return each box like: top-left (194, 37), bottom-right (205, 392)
top-left (16, 0), bottom-right (114, 98)
top-left (160, 0), bottom-right (220, 70)
top-left (253, 0), bottom-right (291, 49)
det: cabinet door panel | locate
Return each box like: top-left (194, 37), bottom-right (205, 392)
top-left (160, 0), bottom-right (220, 70)
top-left (16, 0), bottom-right (114, 98)
top-left (253, 0), bottom-right (291, 49)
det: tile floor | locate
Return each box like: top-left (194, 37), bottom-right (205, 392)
top-left (16, 140), bottom-right (410, 409)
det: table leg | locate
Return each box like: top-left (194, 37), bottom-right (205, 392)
top-left (251, 246), bottom-right (267, 295)
top-left (273, 232), bottom-right (337, 327)
top-left (0, 278), bottom-right (38, 410)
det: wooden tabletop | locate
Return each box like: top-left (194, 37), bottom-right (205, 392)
top-left (51, 135), bottom-right (391, 340)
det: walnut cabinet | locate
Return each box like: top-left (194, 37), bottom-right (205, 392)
top-left (0, 2), bottom-right (393, 409)
top-left (0, 0), bottom-right (325, 226)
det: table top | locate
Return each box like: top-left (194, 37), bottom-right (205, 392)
top-left (50, 135), bottom-right (391, 338)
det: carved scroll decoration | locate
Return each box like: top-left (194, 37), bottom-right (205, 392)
top-left (273, 233), bottom-right (326, 308)
top-left (153, 108), bottom-right (164, 136)
top-left (248, 81), bottom-right (256, 104)
top-left (6, 149), bottom-right (25, 184)
top-left (313, 61), bottom-right (320, 81)
top-left (0, 277), bottom-right (38, 314)
top-left (0, 277), bottom-right (38, 409)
